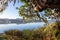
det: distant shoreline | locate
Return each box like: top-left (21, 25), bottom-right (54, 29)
top-left (0, 18), bottom-right (56, 24)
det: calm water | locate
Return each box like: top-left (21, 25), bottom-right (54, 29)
top-left (0, 22), bottom-right (45, 33)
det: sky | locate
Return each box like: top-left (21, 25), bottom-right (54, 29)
top-left (0, 1), bottom-right (23, 19)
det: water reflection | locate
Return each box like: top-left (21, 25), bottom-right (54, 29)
top-left (0, 22), bottom-right (45, 33)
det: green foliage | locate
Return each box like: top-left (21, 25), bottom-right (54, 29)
top-left (20, 0), bottom-right (29, 2)
top-left (45, 8), bottom-right (60, 20)
top-left (19, 1), bottom-right (41, 21)
top-left (19, 0), bottom-right (60, 23)
top-left (5, 30), bottom-right (23, 38)
top-left (44, 21), bottom-right (60, 40)
top-left (0, 37), bottom-right (4, 40)
top-left (19, 0), bottom-right (49, 23)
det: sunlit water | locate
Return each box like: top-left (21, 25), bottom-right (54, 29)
top-left (0, 22), bottom-right (45, 33)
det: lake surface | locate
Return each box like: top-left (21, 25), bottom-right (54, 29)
top-left (0, 22), bottom-right (45, 33)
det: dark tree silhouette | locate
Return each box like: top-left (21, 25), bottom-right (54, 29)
top-left (32, 0), bottom-right (60, 11)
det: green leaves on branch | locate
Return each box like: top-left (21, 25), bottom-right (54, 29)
top-left (20, 0), bottom-right (30, 2)
top-left (45, 8), bottom-right (60, 20)
top-left (19, 0), bottom-right (48, 23)
top-left (19, 1), bottom-right (40, 21)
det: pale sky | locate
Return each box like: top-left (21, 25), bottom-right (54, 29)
top-left (0, 1), bottom-right (23, 19)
